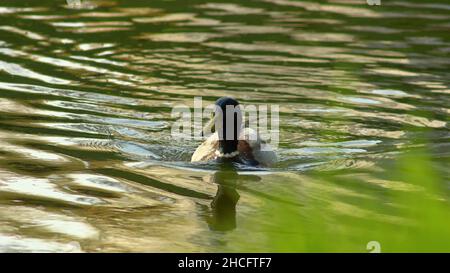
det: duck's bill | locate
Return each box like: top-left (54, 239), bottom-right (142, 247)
top-left (201, 114), bottom-right (217, 137)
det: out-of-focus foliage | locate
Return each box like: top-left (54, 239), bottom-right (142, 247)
top-left (233, 146), bottom-right (450, 252)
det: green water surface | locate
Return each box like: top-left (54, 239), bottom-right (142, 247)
top-left (0, 0), bottom-right (449, 252)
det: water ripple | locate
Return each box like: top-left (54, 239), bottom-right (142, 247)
top-left (0, 0), bottom-right (448, 252)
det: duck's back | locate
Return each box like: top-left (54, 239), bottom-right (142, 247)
top-left (238, 128), bottom-right (277, 167)
top-left (191, 132), bottom-right (219, 162)
top-left (191, 129), bottom-right (277, 167)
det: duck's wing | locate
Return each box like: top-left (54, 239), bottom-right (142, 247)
top-left (238, 128), bottom-right (277, 167)
top-left (191, 132), bottom-right (219, 163)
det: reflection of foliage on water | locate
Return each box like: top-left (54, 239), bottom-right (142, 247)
top-left (232, 142), bottom-right (450, 252)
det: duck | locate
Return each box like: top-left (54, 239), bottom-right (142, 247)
top-left (191, 97), bottom-right (277, 167)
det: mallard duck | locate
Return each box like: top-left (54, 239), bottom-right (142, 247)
top-left (191, 97), bottom-right (277, 167)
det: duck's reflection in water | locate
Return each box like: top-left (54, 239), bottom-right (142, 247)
top-left (206, 163), bottom-right (260, 232)
top-left (208, 169), bottom-right (239, 231)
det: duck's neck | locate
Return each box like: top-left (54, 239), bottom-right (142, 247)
top-left (218, 140), bottom-right (238, 157)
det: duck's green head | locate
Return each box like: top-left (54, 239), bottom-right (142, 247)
top-left (203, 97), bottom-right (242, 155)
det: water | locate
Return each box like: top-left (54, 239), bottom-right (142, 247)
top-left (0, 0), bottom-right (449, 252)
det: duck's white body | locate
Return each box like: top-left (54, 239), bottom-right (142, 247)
top-left (191, 128), bottom-right (277, 167)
